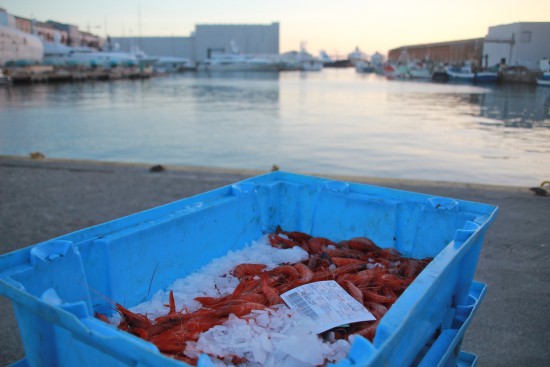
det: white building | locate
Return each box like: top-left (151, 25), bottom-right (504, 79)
top-left (112, 22), bottom-right (279, 63)
top-left (109, 36), bottom-right (194, 59)
top-left (0, 8), bottom-right (43, 65)
top-left (483, 22), bottom-right (550, 71)
top-left (193, 23), bottom-right (279, 61)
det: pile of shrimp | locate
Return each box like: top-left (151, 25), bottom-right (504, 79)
top-left (100, 226), bottom-right (431, 366)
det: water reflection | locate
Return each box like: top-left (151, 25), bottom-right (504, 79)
top-left (192, 71), bottom-right (280, 81)
top-left (0, 69), bottom-right (549, 186)
top-left (190, 83), bottom-right (279, 105)
top-left (477, 85), bottom-right (550, 128)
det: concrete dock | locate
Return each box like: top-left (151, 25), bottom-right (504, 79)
top-left (0, 155), bottom-right (548, 366)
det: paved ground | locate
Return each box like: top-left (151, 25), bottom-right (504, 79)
top-left (0, 156), bottom-right (548, 366)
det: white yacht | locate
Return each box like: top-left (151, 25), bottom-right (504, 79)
top-left (43, 35), bottom-right (156, 68)
top-left (348, 46), bottom-right (367, 66)
top-left (197, 41), bottom-right (279, 72)
top-left (279, 42), bottom-right (323, 72)
top-left (0, 67), bottom-right (11, 84)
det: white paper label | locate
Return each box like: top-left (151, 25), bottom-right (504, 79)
top-left (281, 280), bottom-right (376, 334)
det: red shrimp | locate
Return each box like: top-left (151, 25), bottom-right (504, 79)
top-left (336, 273), bottom-right (353, 283)
top-left (333, 263), bottom-right (368, 276)
top-left (168, 290), bottom-right (176, 314)
top-left (232, 263), bottom-right (267, 278)
top-left (268, 233), bottom-right (300, 249)
top-left (347, 269), bottom-right (376, 286)
top-left (348, 237), bottom-right (380, 253)
top-left (215, 300), bottom-right (269, 317)
top-left (295, 262), bottom-right (314, 281)
top-left (116, 303), bottom-right (153, 331)
top-left (311, 269), bottom-right (336, 282)
top-left (324, 247), bottom-right (365, 259)
top-left (240, 293), bottom-right (267, 304)
top-left (364, 302), bottom-right (388, 320)
top-left (379, 273), bottom-right (412, 291)
top-left (376, 247), bottom-right (403, 261)
top-left (95, 312), bottom-right (110, 323)
top-left (400, 258), bottom-right (431, 279)
top-left (281, 230), bottom-right (313, 245)
top-left (343, 280), bottom-right (363, 304)
top-left (353, 320), bottom-right (380, 341)
top-left (232, 277), bottom-right (262, 297)
top-left (268, 265), bottom-right (300, 282)
top-left (149, 325), bottom-right (198, 353)
top-left (154, 307), bottom-right (215, 324)
top-left (308, 237), bottom-right (334, 254)
top-left (331, 257), bottom-right (365, 267)
top-left (261, 275), bottom-right (284, 306)
top-left (194, 296), bottom-right (224, 306)
top-left (184, 315), bottom-right (227, 333)
top-left (362, 290), bottom-right (396, 304)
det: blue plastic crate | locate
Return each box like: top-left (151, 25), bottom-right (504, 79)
top-left (0, 171), bottom-right (497, 367)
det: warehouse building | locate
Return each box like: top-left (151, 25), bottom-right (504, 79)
top-left (483, 22), bottom-right (550, 71)
top-left (387, 38), bottom-right (484, 66)
top-left (110, 36), bottom-right (193, 59)
top-left (111, 22), bottom-right (279, 63)
top-left (388, 22), bottom-right (550, 71)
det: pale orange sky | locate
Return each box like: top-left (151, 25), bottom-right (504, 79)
top-left (2, 0), bottom-right (549, 56)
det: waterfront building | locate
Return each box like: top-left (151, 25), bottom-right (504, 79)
top-left (388, 22), bottom-right (550, 72)
top-left (483, 22), bottom-right (550, 71)
top-left (0, 8), bottom-right (43, 65)
top-left (110, 36), bottom-right (193, 59)
top-left (112, 22), bottom-right (280, 64)
top-left (43, 20), bottom-right (104, 49)
top-left (387, 38), bottom-right (484, 66)
top-left (193, 23), bottom-right (279, 61)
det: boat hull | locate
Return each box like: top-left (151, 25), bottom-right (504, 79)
top-left (446, 68), bottom-right (499, 83)
top-left (474, 72), bottom-right (500, 83)
top-left (197, 62), bottom-right (280, 72)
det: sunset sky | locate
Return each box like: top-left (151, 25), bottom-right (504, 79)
top-left (2, 0), bottom-right (549, 56)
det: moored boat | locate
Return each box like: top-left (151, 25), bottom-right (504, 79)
top-left (536, 72), bottom-right (550, 86)
top-left (279, 42), bottom-right (323, 72)
top-left (355, 60), bottom-right (374, 73)
top-left (536, 58), bottom-right (550, 86)
top-left (446, 64), bottom-right (499, 83)
top-left (301, 60), bottom-right (323, 72)
top-left (197, 53), bottom-right (279, 72)
top-left (348, 46), bottom-right (367, 66)
top-left (0, 68), bottom-right (12, 84)
top-left (408, 62), bottom-right (432, 79)
top-left (197, 40), bottom-right (280, 72)
top-left (474, 70), bottom-right (501, 83)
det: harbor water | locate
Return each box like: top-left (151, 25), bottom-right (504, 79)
top-left (1, 68), bottom-right (549, 187)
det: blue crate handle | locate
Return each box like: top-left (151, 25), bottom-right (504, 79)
top-left (416, 281), bottom-right (486, 367)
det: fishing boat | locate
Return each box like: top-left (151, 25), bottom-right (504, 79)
top-left (301, 60), bottom-right (323, 72)
top-left (408, 62), bottom-right (432, 79)
top-left (355, 60), bottom-right (374, 73)
top-left (536, 72), bottom-right (550, 86)
top-left (446, 64), bottom-right (499, 83)
top-left (319, 50), bottom-right (350, 68)
top-left (536, 58), bottom-right (550, 86)
top-left (347, 46), bottom-right (367, 66)
top-left (0, 68), bottom-right (12, 84)
top-left (279, 42), bottom-right (323, 72)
